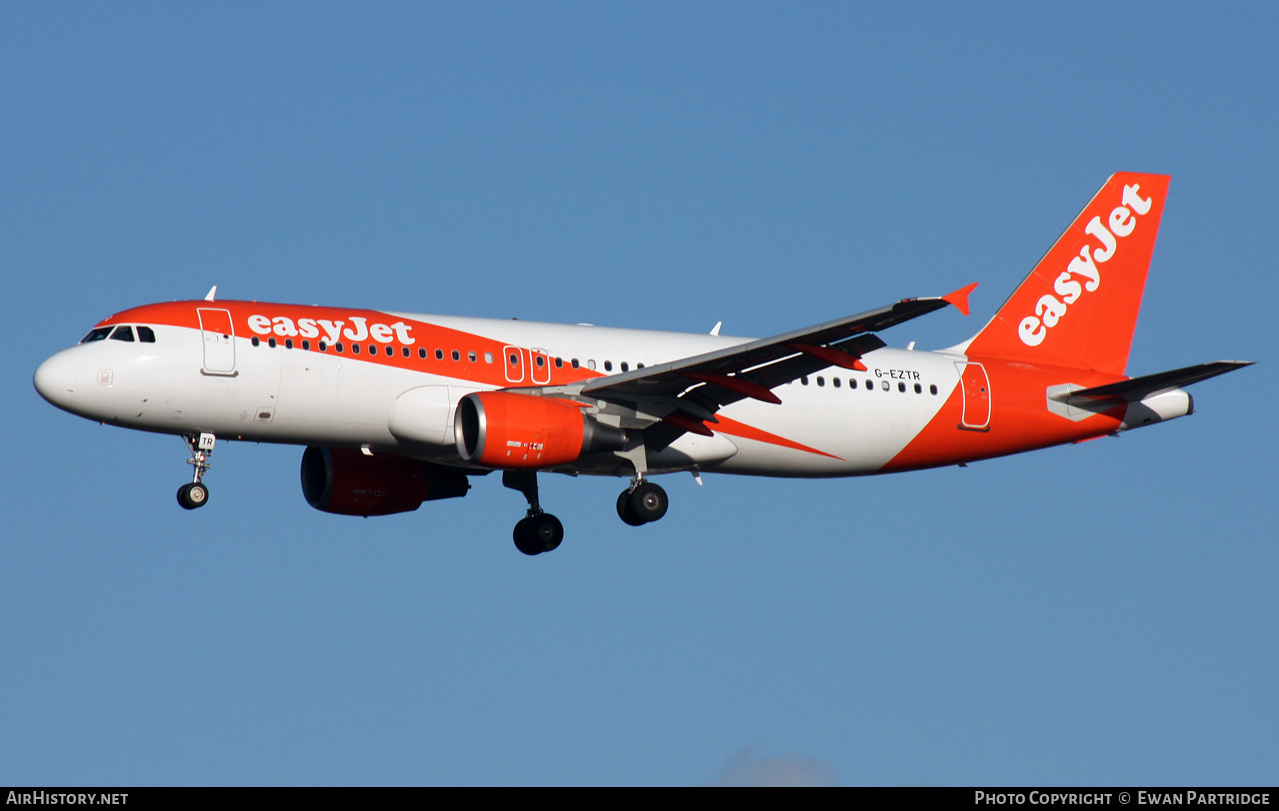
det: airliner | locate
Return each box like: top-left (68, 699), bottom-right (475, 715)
top-left (34, 173), bottom-right (1250, 555)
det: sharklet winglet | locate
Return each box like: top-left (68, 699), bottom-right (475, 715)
top-left (941, 282), bottom-right (978, 316)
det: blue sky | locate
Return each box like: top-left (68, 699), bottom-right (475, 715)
top-left (3, 3), bottom-right (1275, 786)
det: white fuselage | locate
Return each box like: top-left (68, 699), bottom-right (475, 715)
top-left (35, 310), bottom-right (965, 479)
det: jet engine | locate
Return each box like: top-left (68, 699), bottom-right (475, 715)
top-left (454, 391), bottom-right (626, 469)
top-left (300, 446), bottom-right (469, 516)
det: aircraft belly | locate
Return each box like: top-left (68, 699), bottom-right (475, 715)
top-left (648, 431), bottom-right (738, 471)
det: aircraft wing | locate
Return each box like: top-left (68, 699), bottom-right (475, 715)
top-left (536, 284), bottom-right (977, 427)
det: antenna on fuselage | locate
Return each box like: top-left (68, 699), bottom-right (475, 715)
top-left (204, 286), bottom-right (217, 302)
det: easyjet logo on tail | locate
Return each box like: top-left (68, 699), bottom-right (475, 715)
top-left (1018, 183), bottom-right (1153, 347)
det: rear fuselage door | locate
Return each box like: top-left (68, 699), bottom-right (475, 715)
top-left (956, 361), bottom-right (991, 430)
top-left (198, 308), bottom-right (237, 375)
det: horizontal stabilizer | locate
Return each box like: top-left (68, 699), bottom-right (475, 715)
top-left (1063, 360), bottom-right (1253, 403)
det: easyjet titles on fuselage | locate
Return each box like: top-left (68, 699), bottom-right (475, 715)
top-left (247, 314), bottom-right (416, 346)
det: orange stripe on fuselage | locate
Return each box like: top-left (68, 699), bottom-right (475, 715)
top-left (101, 300), bottom-right (842, 459)
top-left (883, 357), bottom-right (1127, 472)
top-left (98, 300), bottom-right (606, 389)
top-left (710, 414), bottom-right (842, 460)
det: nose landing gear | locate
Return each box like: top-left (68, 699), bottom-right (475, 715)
top-left (177, 433), bottom-right (215, 510)
top-left (177, 481), bottom-right (209, 509)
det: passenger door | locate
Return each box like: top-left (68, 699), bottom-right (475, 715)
top-left (198, 308), bottom-right (236, 376)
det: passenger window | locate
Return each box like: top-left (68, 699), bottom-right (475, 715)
top-left (319, 341), bottom-right (328, 351)
top-left (435, 349), bottom-right (444, 360)
top-left (587, 360), bottom-right (596, 370)
top-left (833, 377), bottom-right (841, 388)
top-left (881, 381), bottom-right (889, 391)
top-left (484, 352), bottom-right (493, 364)
top-left (336, 343), bottom-right (344, 353)
top-left (816, 376), bottom-right (825, 387)
top-left (536, 355), bottom-right (545, 367)
top-left (385, 346), bottom-right (392, 357)
top-left (351, 343), bottom-right (359, 354)
top-left (604, 360), bottom-right (613, 372)
top-left (621, 362), bottom-right (629, 372)
top-left (866, 380), bottom-right (874, 390)
top-left (418, 348), bottom-right (427, 359)
top-left (268, 337), bottom-right (277, 348)
top-left (801, 376), bottom-right (809, 385)
top-left (555, 357), bottom-right (563, 368)
top-left (302, 340), bottom-right (310, 351)
top-left (368, 344), bottom-right (376, 355)
top-left (452, 350), bottom-right (461, 361)
top-left (110, 326), bottom-right (135, 342)
top-left (137, 326), bottom-right (156, 343)
top-left (571, 359), bottom-right (580, 369)
top-left (81, 327), bottom-right (113, 343)
top-left (915, 383), bottom-right (922, 394)
top-left (402, 347), bottom-right (410, 358)
top-left (898, 382), bottom-right (906, 392)
top-left (469, 351), bottom-right (477, 362)
top-left (285, 339), bottom-right (294, 349)
top-left (509, 353), bottom-right (520, 366)
top-left (252, 337), bottom-right (261, 347)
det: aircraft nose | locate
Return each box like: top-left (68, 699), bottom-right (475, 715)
top-left (34, 350), bottom-right (79, 410)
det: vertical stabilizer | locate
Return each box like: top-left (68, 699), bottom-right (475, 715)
top-left (963, 173), bottom-right (1170, 375)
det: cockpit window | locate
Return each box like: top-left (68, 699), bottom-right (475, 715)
top-left (137, 326), bottom-right (156, 343)
top-left (109, 326), bottom-right (135, 342)
top-left (81, 327), bottom-right (112, 343)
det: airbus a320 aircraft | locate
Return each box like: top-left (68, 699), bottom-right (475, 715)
top-left (35, 173), bottom-right (1250, 555)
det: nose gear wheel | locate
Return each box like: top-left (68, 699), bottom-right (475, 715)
top-left (177, 433), bottom-right (216, 510)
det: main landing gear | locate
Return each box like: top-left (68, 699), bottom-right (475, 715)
top-left (502, 471), bottom-right (670, 556)
top-left (616, 478), bottom-right (668, 526)
top-left (177, 432), bottom-right (215, 510)
top-left (503, 471), bottom-right (564, 556)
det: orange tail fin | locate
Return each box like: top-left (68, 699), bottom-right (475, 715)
top-left (963, 173), bottom-right (1170, 375)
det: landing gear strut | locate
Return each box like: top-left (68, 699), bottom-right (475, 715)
top-left (177, 432), bottom-right (215, 510)
top-left (616, 478), bottom-right (668, 526)
top-left (503, 471), bottom-right (564, 556)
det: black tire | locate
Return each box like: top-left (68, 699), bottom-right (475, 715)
top-left (617, 490), bottom-right (647, 526)
top-left (512, 517), bottom-right (543, 556)
top-left (177, 482), bottom-right (209, 510)
top-left (627, 482), bottom-right (668, 523)
top-left (532, 513), bottom-right (564, 552)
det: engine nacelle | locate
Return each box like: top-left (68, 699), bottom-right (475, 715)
top-left (454, 391), bottom-right (626, 469)
top-left (300, 446), bottom-right (469, 516)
